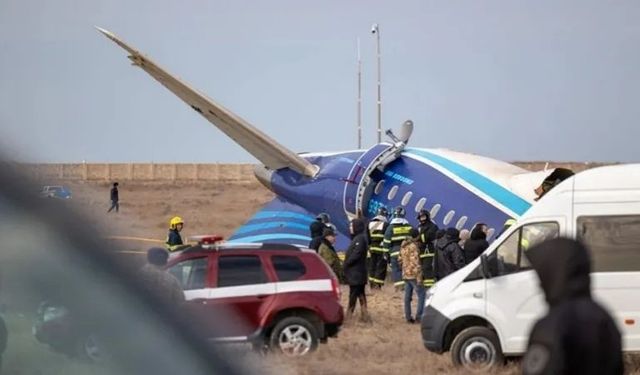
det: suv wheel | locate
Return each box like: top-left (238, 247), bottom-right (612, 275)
top-left (450, 326), bottom-right (504, 372)
top-left (269, 317), bottom-right (318, 357)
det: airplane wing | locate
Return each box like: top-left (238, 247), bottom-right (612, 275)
top-left (96, 27), bottom-right (318, 177)
top-left (228, 197), bottom-right (351, 251)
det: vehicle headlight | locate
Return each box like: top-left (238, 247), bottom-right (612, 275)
top-left (42, 306), bottom-right (68, 322)
top-left (424, 284), bottom-right (438, 307)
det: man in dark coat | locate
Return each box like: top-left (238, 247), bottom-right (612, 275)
top-left (522, 238), bottom-right (623, 375)
top-left (463, 223), bottom-right (489, 264)
top-left (416, 209), bottom-right (438, 288)
top-left (308, 213), bottom-right (331, 251)
top-left (434, 228), bottom-right (466, 280)
top-left (343, 218), bottom-right (370, 322)
top-left (107, 182), bottom-right (119, 213)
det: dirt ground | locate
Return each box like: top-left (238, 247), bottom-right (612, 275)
top-left (55, 167), bottom-right (638, 375)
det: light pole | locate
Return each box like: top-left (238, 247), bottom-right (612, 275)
top-left (371, 23), bottom-right (382, 144)
top-left (356, 38), bottom-right (362, 149)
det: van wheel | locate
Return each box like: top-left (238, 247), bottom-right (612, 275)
top-left (451, 327), bottom-right (504, 371)
top-left (269, 317), bottom-right (318, 357)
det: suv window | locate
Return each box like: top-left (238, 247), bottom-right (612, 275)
top-left (578, 215), bottom-right (640, 272)
top-left (272, 256), bottom-right (306, 281)
top-left (168, 257), bottom-right (208, 290)
top-left (217, 255), bottom-right (267, 287)
top-left (489, 222), bottom-right (559, 276)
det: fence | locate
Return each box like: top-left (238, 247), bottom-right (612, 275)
top-left (22, 163), bottom-right (256, 182)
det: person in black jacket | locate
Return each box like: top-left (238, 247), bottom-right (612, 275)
top-left (416, 209), bottom-right (438, 288)
top-left (343, 218), bottom-right (370, 322)
top-left (107, 182), bottom-right (119, 213)
top-left (463, 223), bottom-right (489, 264)
top-left (522, 238), bottom-right (623, 375)
top-left (434, 228), bottom-right (465, 280)
top-left (308, 213), bottom-right (331, 252)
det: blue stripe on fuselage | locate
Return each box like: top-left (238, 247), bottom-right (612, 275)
top-left (228, 233), bottom-right (311, 243)
top-left (405, 148), bottom-right (531, 216)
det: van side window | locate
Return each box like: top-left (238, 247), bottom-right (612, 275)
top-left (577, 215), bottom-right (640, 272)
top-left (490, 222), bottom-right (559, 276)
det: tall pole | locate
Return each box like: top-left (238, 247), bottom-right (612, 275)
top-left (357, 38), bottom-right (362, 149)
top-left (371, 24), bottom-right (382, 143)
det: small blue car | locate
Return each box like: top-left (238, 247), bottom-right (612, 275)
top-left (39, 186), bottom-right (72, 200)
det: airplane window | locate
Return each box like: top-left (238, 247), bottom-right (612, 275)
top-left (388, 185), bottom-right (399, 200)
top-left (374, 180), bottom-right (385, 195)
top-left (455, 216), bottom-right (468, 230)
top-left (443, 210), bottom-right (456, 225)
top-left (430, 204), bottom-right (441, 219)
top-left (415, 198), bottom-right (427, 213)
top-left (487, 228), bottom-right (496, 240)
top-left (401, 192), bottom-right (413, 206)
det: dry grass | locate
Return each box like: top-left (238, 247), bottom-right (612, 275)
top-left (261, 286), bottom-right (520, 375)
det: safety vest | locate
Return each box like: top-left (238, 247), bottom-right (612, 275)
top-left (368, 219), bottom-right (388, 253)
top-left (384, 223), bottom-right (413, 257)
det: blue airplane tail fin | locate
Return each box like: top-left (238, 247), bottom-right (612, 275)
top-left (228, 197), bottom-right (351, 250)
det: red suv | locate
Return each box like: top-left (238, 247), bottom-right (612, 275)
top-left (166, 241), bottom-right (344, 356)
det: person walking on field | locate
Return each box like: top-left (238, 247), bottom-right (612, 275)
top-left (398, 228), bottom-right (425, 324)
top-left (107, 182), bottom-right (119, 213)
top-left (343, 218), bottom-right (371, 322)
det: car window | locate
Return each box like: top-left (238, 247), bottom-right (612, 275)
top-left (578, 215), bottom-right (640, 272)
top-left (489, 222), bottom-right (559, 276)
top-left (217, 256), bottom-right (267, 287)
top-left (271, 256), bottom-right (306, 281)
top-left (169, 257), bottom-right (208, 290)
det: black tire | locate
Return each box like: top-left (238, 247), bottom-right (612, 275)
top-left (269, 316), bottom-right (319, 357)
top-left (450, 326), bottom-right (504, 372)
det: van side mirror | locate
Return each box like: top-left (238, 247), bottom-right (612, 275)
top-left (480, 254), bottom-right (492, 279)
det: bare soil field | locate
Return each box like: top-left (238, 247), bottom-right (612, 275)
top-left (52, 162), bottom-right (638, 374)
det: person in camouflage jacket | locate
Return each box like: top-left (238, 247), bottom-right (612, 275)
top-left (318, 228), bottom-right (344, 283)
top-left (398, 229), bottom-right (426, 323)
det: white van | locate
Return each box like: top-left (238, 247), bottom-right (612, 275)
top-left (421, 164), bottom-right (640, 370)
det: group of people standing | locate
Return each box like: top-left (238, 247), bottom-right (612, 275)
top-left (308, 207), bottom-right (492, 324)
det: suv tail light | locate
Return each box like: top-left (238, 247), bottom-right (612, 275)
top-left (331, 276), bottom-right (341, 300)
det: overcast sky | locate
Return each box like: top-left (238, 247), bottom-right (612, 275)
top-left (1, 0), bottom-right (639, 163)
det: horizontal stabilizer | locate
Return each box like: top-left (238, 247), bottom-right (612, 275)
top-left (228, 197), bottom-right (351, 250)
top-left (96, 27), bottom-right (318, 177)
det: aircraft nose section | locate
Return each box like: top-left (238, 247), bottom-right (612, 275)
top-left (253, 165), bottom-right (274, 191)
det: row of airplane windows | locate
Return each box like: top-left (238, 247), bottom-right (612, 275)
top-left (374, 179), bottom-right (496, 239)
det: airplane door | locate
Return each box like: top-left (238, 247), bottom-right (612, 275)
top-left (485, 221), bottom-right (561, 354)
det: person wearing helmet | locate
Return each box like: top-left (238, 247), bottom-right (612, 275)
top-left (367, 206), bottom-right (389, 289)
top-left (383, 206), bottom-right (414, 291)
top-left (166, 216), bottom-right (185, 252)
top-left (416, 209), bottom-right (438, 289)
top-left (309, 212), bottom-right (332, 252)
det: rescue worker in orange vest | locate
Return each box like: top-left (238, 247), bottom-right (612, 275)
top-left (383, 206), bottom-right (413, 291)
top-left (367, 206), bottom-right (389, 289)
